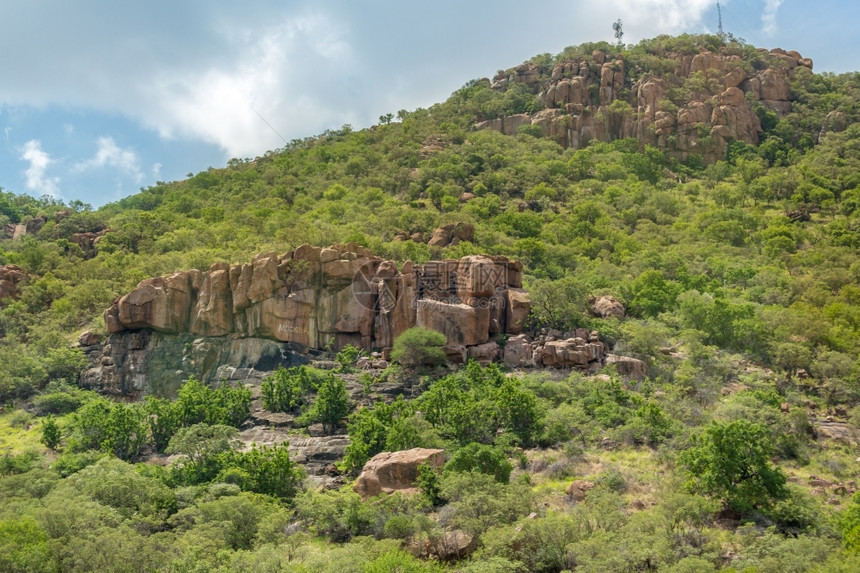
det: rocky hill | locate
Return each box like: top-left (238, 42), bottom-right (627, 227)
top-left (1, 33), bottom-right (859, 571)
top-left (476, 43), bottom-right (812, 164)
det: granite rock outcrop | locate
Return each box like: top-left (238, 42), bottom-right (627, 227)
top-left (353, 447), bottom-right (445, 500)
top-left (477, 47), bottom-right (813, 164)
top-left (90, 245), bottom-right (532, 397)
top-left (105, 244), bottom-right (529, 353)
top-left (0, 265), bottom-right (25, 306)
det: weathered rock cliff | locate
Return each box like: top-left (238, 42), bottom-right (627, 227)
top-left (88, 244), bottom-right (539, 396)
top-left (104, 243), bottom-right (528, 351)
top-left (476, 47), bottom-right (813, 164)
top-left (0, 265), bottom-right (25, 306)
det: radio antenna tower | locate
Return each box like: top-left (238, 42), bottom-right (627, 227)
top-left (717, 3), bottom-right (725, 39)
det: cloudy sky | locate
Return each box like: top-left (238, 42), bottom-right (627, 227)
top-left (1, 0), bottom-right (858, 207)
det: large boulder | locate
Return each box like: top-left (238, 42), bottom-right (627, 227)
top-left (0, 265), bottom-right (26, 306)
top-left (420, 530), bottom-right (477, 562)
top-left (590, 295), bottom-right (625, 320)
top-left (566, 480), bottom-right (596, 501)
top-left (505, 288), bottom-right (530, 334)
top-left (503, 334), bottom-right (533, 367)
top-left (427, 222), bottom-right (474, 248)
top-left (416, 299), bottom-right (489, 347)
top-left (110, 272), bottom-right (194, 333)
top-left (542, 338), bottom-right (605, 368)
top-left (353, 448), bottom-right (445, 500)
top-left (606, 354), bottom-right (647, 381)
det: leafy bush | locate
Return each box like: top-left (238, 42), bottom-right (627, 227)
top-left (218, 442), bottom-right (305, 501)
top-left (299, 374), bottom-right (349, 434)
top-left (679, 420), bottom-right (788, 513)
top-left (260, 365), bottom-right (315, 413)
top-left (391, 327), bottom-right (447, 368)
top-left (335, 344), bottom-right (362, 372)
top-left (40, 416), bottom-right (61, 450)
top-left (446, 443), bottom-right (513, 484)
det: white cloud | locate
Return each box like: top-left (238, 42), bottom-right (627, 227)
top-left (762, 0), bottom-right (783, 36)
top-left (597, 0), bottom-right (716, 42)
top-left (139, 11), bottom-right (355, 158)
top-left (20, 139), bottom-right (60, 197)
top-left (75, 136), bottom-right (142, 182)
top-left (152, 162), bottom-right (162, 180)
top-left (611, 0), bottom-right (715, 31)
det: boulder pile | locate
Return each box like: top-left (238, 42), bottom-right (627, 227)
top-left (477, 48), bottom-right (813, 164)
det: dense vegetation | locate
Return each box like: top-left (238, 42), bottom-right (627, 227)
top-left (1, 34), bottom-right (859, 571)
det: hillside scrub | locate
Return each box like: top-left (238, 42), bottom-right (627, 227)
top-left (0, 34), bottom-right (858, 570)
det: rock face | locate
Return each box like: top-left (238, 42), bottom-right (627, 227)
top-left (92, 245), bottom-right (530, 397)
top-left (105, 244), bottom-right (528, 354)
top-left (353, 448), bottom-right (445, 500)
top-left (590, 295), bottom-right (625, 319)
top-left (477, 47), bottom-right (812, 164)
top-left (503, 330), bottom-right (608, 371)
top-left (79, 330), bottom-right (313, 399)
top-left (0, 265), bottom-right (25, 306)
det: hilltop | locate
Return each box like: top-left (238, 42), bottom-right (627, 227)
top-left (0, 34), bottom-right (859, 571)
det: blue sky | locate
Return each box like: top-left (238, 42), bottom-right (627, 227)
top-left (1, 0), bottom-right (857, 207)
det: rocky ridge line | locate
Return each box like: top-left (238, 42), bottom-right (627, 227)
top-left (477, 47), bottom-right (813, 164)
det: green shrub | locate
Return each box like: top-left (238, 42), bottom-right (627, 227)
top-left (39, 415), bottom-right (61, 450)
top-left (446, 443), bottom-right (513, 484)
top-left (391, 327), bottom-right (447, 368)
top-left (678, 420), bottom-right (788, 513)
top-left (299, 374), bottom-right (349, 434)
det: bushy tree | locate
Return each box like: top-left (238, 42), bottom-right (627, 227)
top-left (219, 443), bottom-right (305, 501)
top-left (40, 415), bottom-right (61, 450)
top-left (260, 365), bottom-right (315, 413)
top-left (301, 374), bottom-right (349, 434)
top-left (166, 423), bottom-right (239, 484)
top-left (679, 420), bottom-right (788, 513)
top-left (391, 327), bottom-right (447, 368)
top-left (446, 442), bottom-right (513, 483)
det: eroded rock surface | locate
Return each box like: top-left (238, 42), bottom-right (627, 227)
top-left (0, 265), bottom-right (25, 306)
top-left (477, 48), bottom-right (812, 164)
top-left (105, 244), bottom-right (528, 355)
top-left (354, 447), bottom-right (445, 500)
top-left (91, 245), bottom-right (532, 397)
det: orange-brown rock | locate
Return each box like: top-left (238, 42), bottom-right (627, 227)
top-left (421, 530), bottom-right (477, 562)
top-left (467, 341), bottom-right (500, 365)
top-left (590, 295), bottom-right (625, 319)
top-left (113, 273), bottom-right (194, 333)
top-left (427, 222), bottom-right (475, 248)
top-left (542, 338), bottom-right (605, 368)
top-left (0, 265), bottom-right (25, 305)
top-left (503, 334), bottom-right (533, 367)
top-left (606, 354), bottom-right (648, 380)
top-left (567, 480), bottom-right (596, 501)
top-left (505, 288), bottom-right (530, 334)
top-left (478, 46), bottom-right (809, 166)
top-left (104, 245), bottom-right (529, 355)
top-left (354, 448), bottom-right (445, 500)
top-left (416, 299), bottom-right (489, 347)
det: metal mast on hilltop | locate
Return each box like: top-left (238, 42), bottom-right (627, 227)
top-left (717, 3), bottom-right (725, 39)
